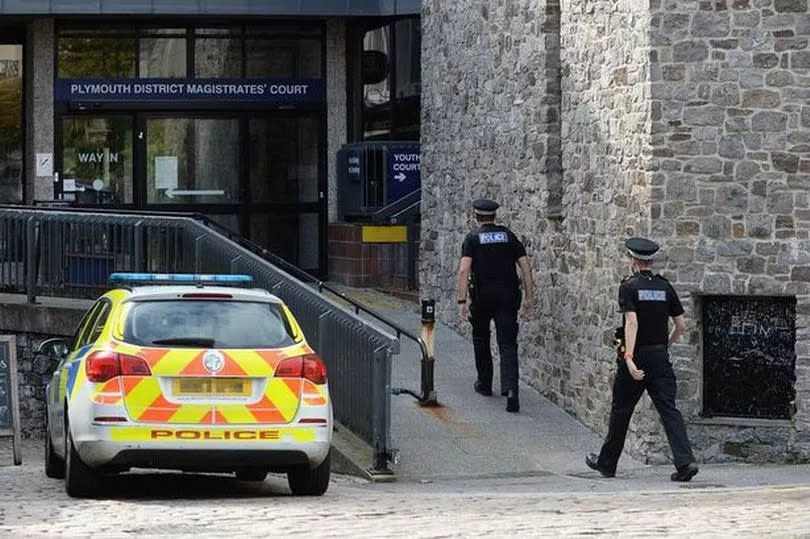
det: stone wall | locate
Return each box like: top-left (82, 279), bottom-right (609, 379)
top-left (8, 332), bottom-right (57, 438)
top-left (422, 0), bottom-right (810, 464)
top-left (645, 0), bottom-right (810, 462)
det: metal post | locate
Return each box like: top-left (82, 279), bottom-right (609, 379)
top-left (370, 345), bottom-right (394, 475)
top-left (194, 235), bottom-right (204, 273)
top-left (25, 217), bottom-right (36, 304)
top-left (419, 299), bottom-right (438, 405)
top-left (134, 221), bottom-right (144, 271)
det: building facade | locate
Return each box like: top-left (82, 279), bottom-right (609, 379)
top-left (0, 1), bottom-right (421, 279)
top-left (422, 0), bottom-right (810, 463)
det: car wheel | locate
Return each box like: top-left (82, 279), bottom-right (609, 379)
top-left (235, 469), bottom-right (268, 482)
top-left (287, 450), bottom-right (331, 496)
top-left (44, 413), bottom-right (65, 479)
top-left (64, 416), bottom-right (101, 498)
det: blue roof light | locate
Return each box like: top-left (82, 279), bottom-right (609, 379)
top-left (109, 273), bottom-right (254, 285)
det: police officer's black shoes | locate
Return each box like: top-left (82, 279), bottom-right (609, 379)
top-left (506, 391), bottom-right (519, 413)
top-left (670, 462), bottom-right (699, 482)
top-left (473, 381), bottom-right (492, 397)
top-left (585, 453), bottom-right (615, 478)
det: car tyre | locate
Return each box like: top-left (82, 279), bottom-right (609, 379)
top-left (287, 450), bottom-right (330, 496)
top-left (235, 469), bottom-right (268, 482)
top-left (64, 416), bottom-right (101, 498)
top-left (44, 414), bottom-right (65, 479)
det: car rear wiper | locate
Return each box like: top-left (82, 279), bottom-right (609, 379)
top-left (151, 337), bottom-right (216, 347)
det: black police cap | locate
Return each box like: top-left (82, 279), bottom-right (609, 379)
top-left (625, 237), bottom-right (660, 261)
top-left (473, 199), bottom-right (499, 216)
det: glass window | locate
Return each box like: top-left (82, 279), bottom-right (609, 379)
top-left (140, 38), bottom-right (187, 78)
top-left (250, 212), bottom-right (319, 272)
top-left (245, 39), bottom-right (322, 78)
top-left (196, 27), bottom-right (241, 36)
top-left (124, 300), bottom-right (295, 349)
top-left (195, 38), bottom-right (242, 77)
top-left (58, 37), bottom-right (136, 78)
top-left (87, 301), bottom-right (112, 344)
top-left (0, 45), bottom-right (23, 203)
top-left (72, 300), bottom-right (105, 351)
top-left (146, 117), bottom-right (239, 205)
top-left (362, 26), bottom-right (391, 140)
top-left (394, 19), bottom-right (421, 99)
top-left (61, 116), bottom-right (133, 205)
top-left (249, 117), bottom-right (320, 203)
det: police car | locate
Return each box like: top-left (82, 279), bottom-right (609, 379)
top-left (40, 273), bottom-right (333, 498)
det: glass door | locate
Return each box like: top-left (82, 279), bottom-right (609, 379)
top-left (247, 114), bottom-right (324, 275)
top-left (60, 115), bottom-right (134, 205)
top-left (0, 44), bottom-right (23, 203)
top-left (142, 114), bottom-right (242, 231)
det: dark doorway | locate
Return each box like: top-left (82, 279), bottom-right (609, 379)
top-left (702, 295), bottom-right (796, 420)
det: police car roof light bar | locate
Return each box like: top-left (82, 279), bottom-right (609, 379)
top-left (109, 273), bottom-right (254, 287)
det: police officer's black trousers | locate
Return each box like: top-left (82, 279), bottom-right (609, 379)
top-left (597, 349), bottom-right (695, 473)
top-left (470, 287), bottom-right (520, 395)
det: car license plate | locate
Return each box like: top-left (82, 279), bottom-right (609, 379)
top-left (173, 378), bottom-right (251, 397)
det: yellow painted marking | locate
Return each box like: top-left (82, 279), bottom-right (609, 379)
top-left (114, 341), bottom-right (142, 356)
top-left (151, 348), bottom-right (200, 375)
top-left (218, 405), bottom-right (258, 424)
top-left (167, 404), bottom-right (211, 424)
top-left (361, 225), bottom-right (407, 243)
top-left (265, 379), bottom-right (300, 422)
top-left (109, 427), bottom-right (316, 442)
top-left (124, 378), bottom-right (162, 420)
top-left (228, 350), bottom-right (274, 377)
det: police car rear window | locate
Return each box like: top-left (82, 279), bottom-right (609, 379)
top-left (123, 300), bottom-right (296, 349)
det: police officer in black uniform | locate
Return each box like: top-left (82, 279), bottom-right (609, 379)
top-left (586, 237), bottom-right (699, 482)
top-left (456, 199), bottom-right (534, 413)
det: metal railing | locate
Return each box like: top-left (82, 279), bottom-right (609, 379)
top-left (0, 205), bottom-right (400, 471)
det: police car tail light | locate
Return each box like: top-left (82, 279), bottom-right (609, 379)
top-left (276, 354), bottom-right (327, 385)
top-left (86, 351), bottom-right (151, 382)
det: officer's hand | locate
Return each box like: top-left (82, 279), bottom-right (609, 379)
top-left (626, 360), bottom-right (645, 381)
top-left (459, 303), bottom-right (470, 320)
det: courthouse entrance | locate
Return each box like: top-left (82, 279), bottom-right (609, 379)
top-left (54, 22), bottom-right (327, 276)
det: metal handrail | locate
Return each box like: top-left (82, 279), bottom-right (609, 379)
top-left (2, 203), bottom-right (434, 404)
top-left (371, 189), bottom-right (421, 224)
top-left (0, 206), bottom-right (403, 470)
top-left (197, 215), bottom-right (433, 404)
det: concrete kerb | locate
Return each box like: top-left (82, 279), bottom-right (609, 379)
top-left (331, 421), bottom-right (396, 482)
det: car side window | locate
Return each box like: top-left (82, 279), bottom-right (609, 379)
top-left (70, 302), bottom-right (102, 352)
top-left (86, 301), bottom-right (112, 345)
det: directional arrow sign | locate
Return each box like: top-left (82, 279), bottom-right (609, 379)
top-left (165, 189), bottom-right (226, 199)
top-left (394, 172), bottom-right (407, 182)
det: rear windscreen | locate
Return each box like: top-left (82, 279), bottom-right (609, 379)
top-left (123, 300), bottom-right (296, 349)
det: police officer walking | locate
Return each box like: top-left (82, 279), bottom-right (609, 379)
top-left (456, 199), bottom-right (533, 413)
top-left (586, 237), bottom-right (699, 481)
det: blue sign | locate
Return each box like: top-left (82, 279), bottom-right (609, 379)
top-left (55, 78), bottom-right (326, 104)
top-left (386, 146), bottom-right (420, 203)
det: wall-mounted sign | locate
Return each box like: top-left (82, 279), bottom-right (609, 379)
top-left (386, 146), bottom-right (420, 203)
top-left (0, 335), bottom-right (21, 465)
top-left (36, 153), bottom-right (53, 177)
top-left (55, 78), bottom-right (326, 104)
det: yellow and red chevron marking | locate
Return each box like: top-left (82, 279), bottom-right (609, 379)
top-left (91, 379), bottom-right (123, 405)
top-left (302, 380), bottom-right (328, 406)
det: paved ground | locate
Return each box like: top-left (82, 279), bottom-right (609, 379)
top-left (337, 287), bottom-right (637, 479)
top-left (2, 289), bottom-right (810, 536)
top-left (2, 439), bottom-right (810, 536)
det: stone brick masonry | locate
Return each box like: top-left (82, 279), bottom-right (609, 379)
top-left (422, 0), bottom-right (810, 463)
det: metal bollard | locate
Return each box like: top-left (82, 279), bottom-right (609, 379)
top-left (420, 299), bottom-right (438, 406)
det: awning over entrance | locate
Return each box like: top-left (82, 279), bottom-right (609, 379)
top-left (0, 0), bottom-right (420, 16)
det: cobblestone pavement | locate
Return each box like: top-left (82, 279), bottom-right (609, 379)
top-left (2, 440), bottom-right (810, 537)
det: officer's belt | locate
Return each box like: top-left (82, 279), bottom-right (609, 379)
top-left (636, 344), bottom-right (667, 352)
